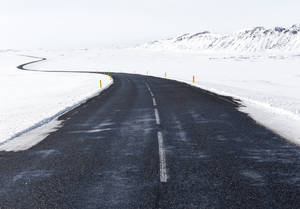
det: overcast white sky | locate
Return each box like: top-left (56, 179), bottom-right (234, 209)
top-left (0, 0), bottom-right (299, 49)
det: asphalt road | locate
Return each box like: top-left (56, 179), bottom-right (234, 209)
top-left (1, 69), bottom-right (300, 208)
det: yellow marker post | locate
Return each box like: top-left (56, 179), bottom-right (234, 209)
top-left (193, 75), bottom-right (195, 83)
top-left (100, 80), bottom-right (102, 88)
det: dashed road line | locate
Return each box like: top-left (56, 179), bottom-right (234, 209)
top-left (146, 83), bottom-right (154, 97)
top-left (154, 108), bottom-right (161, 125)
top-left (145, 82), bottom-right (168, 183)
top-left (157, 131), bottom-right (168, 183)
top-left (152, 97), bottom-right (157, 106)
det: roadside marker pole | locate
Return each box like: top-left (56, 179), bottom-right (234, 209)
top-left (100, 80), bottom-right (102, 88)
top-left (164, 72), bottom-right (167, 78)
top-left (193, 75), bottom-right (195, 83)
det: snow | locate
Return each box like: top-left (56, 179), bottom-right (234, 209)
top-left (0, 52), bottom-right (112, 149)
top-left (0, 119), bottom-right (62, 152)
top-left (27, 48), bottom-right (300, 145)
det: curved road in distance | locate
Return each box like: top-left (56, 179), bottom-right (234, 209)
top-left (0, 58), bottom-right (300, 208)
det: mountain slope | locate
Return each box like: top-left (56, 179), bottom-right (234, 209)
top-left (141, 25), bottom-right (300, 53)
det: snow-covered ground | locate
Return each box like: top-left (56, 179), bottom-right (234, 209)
top-left (28, 48), bottom-right (300, 145)
top-left (0, 51), bottom-right (112, 150)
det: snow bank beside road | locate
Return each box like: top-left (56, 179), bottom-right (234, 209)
top-left (30, 48), bottom-right (300, 145)
top-left (0, 52), bottom-right (112, 147)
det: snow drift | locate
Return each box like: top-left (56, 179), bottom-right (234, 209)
top-left (141, 24), bottom-right (300, 54)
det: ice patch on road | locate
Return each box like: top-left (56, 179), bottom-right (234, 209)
top-left (70, 128), bottom-right (112, 134)
top-left (96, 121), bottom-right (115, 128)
top-left (13, 169), bottom-right (52, 182)
top-left (240, 170), bottom-right (265, 186)
top-left (33, 149), bottom-right (59, 158)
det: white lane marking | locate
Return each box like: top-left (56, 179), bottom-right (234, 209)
top-left (149, 91), bottom-right (154, 97)
top-left (157, 131), bottom-right (168, 182)
top-left (145, 83), bottom-right (154, 97)
top-left (154, 108), bottom-right (160, 125)
top-left (145, 82), bottom-right (150, 90)
top-left (146, 82), bottom-right (168, 182)
top-left (152, 97), bottom-right (157, 107)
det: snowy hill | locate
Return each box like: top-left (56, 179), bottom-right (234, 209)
top-left (141, 24), bottom-right (300, 54)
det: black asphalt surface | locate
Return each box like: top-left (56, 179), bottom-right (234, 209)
top-left (1, 62), bottom-right (300, 208)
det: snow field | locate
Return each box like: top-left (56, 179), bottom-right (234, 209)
top-left (0, 52), bottom-right (112, 146)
